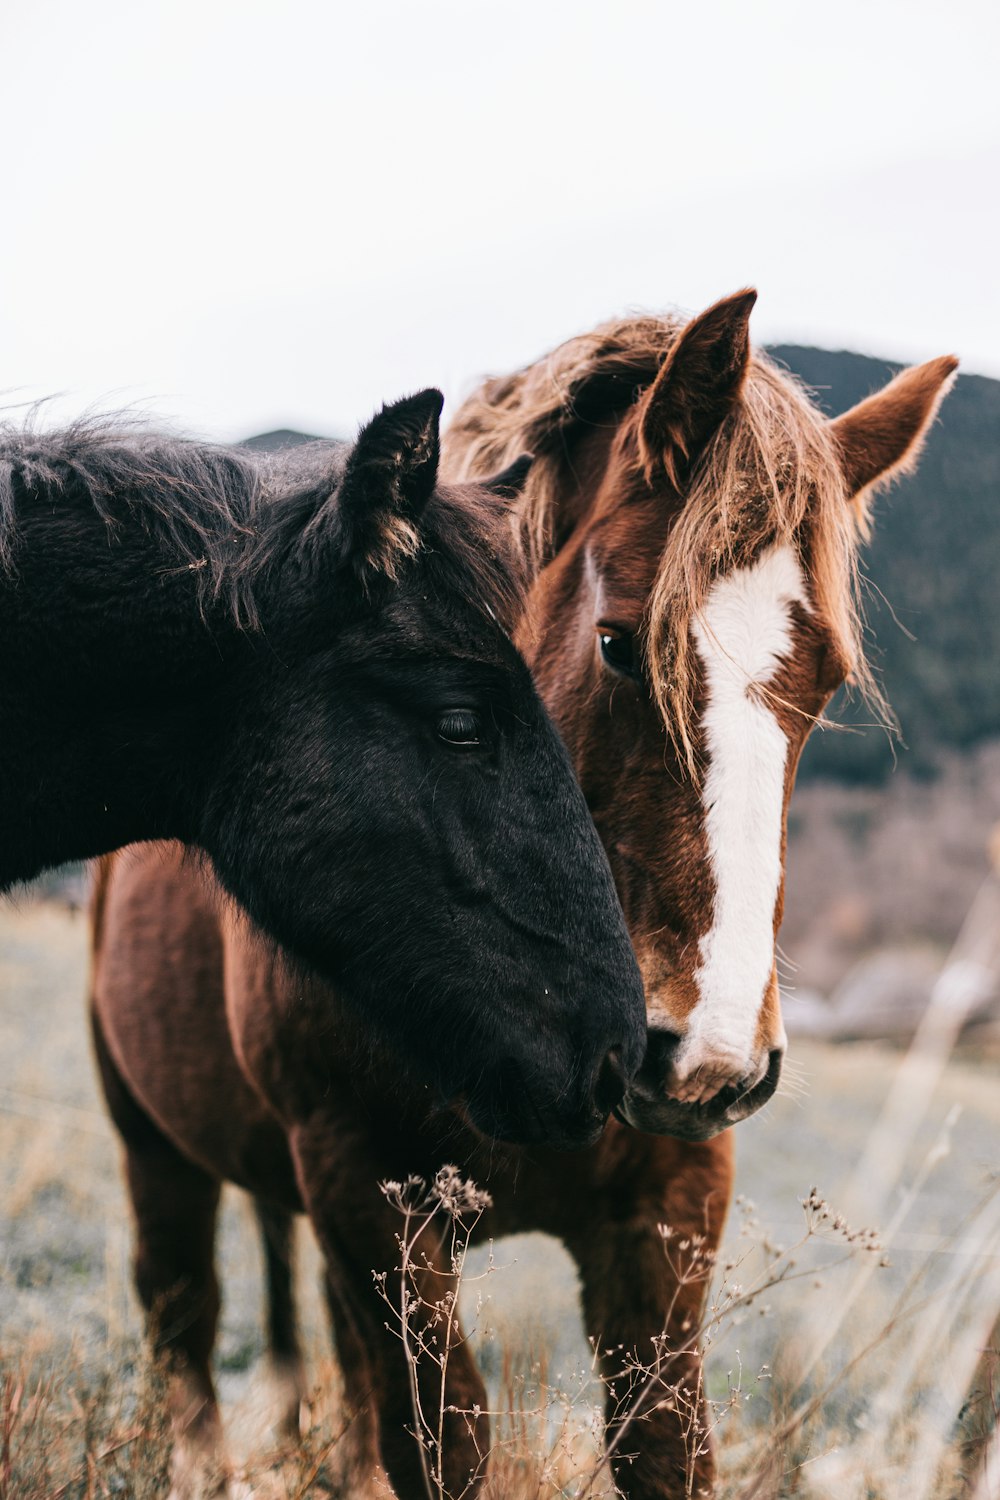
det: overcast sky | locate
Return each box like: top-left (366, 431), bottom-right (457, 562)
top-left (1, 0), bottom-right (996, 441)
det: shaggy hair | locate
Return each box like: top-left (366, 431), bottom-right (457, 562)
top-left (443, 314), bottom-right (883, 776)
top-left (0, 415), bottom-right (525, 636)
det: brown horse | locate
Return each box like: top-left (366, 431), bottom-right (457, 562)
top-left (90, 291), bottom-right (957, 1498)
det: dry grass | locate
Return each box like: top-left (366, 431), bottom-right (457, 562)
top-left (0, 1342), bottom-right (393, 1499)
top-left (0, 1343), bottom-right (170, 1500)
top-left (2, 899), bottom-right (1000, 1497)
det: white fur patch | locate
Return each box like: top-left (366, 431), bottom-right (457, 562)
top-left (675, 544), bottom-right (806, 1090)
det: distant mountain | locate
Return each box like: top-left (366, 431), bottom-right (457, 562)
top-left (770, 347), bottom-right (1000, 783)
top-left (240, 428), bottom-right (323, 451)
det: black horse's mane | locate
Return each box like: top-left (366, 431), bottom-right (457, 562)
top-left (0, 416), bottom-right (524, 632)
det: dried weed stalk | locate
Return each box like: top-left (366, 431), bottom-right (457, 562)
top-left (373, 1168), bottom-right (888, 1499)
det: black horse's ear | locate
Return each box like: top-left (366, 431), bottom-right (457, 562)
top-left (480, 454), bottom-right (534, 501)
top-left (337, 389), bottom-right (444, 580)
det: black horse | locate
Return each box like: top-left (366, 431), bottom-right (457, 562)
top-left (0, 391), bottom-right (645, 1145)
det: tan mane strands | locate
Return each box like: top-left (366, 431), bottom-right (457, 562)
top-left (444, 315), bottom-right (883, 778)
top-left (364, 512), bottom-right (422, 582)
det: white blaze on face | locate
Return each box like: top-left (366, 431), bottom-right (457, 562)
top-left (671, 544), bottom-right (806, 1101)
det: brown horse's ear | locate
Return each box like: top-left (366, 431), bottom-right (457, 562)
top-left (479, 454), bottom-right (534, 503)
top-left (830, 356), bottom-right (959, 501)
top-left (638, 288), bottom-right (757, 486)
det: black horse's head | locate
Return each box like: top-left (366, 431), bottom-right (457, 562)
top-left (202, 392), bottom-right (646, 1147)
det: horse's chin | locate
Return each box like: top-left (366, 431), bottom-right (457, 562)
top-left (612, 1099), bottom-right (730, 1142)
top-left (614, 1057), bottom-right (781, 1141)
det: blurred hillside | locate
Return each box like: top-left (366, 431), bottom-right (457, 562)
top-left (767, 349), bottom-right (1000, 995)
top-left (770, 348), bottom-right (1000, 784)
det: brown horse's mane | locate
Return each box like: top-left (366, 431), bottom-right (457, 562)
top-left (444, 313), bottom-right (883, 776)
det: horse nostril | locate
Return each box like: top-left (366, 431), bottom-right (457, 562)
top-left (594, 1047), bottom-right (628, 1114)
top-left (643, 1028), bottom-right (682, 1089)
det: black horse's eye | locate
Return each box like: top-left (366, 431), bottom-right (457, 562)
top-left (599, 632), bottom-right (639, 680)
top-left (437, 709), bottom-right (483, 747)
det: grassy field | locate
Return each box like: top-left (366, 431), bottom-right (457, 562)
top-left (1, 899), bottom-right (998, 1497)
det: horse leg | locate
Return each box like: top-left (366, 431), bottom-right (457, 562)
top-left (254, 1198), bottom-right (306, 1439)
top-left (566, 1136), bottom-right (733, 1500)
top-left (92, 1009), bottom-right (225, 1499)
top-left (289, 1117), bottom-right (490, 1499)
top-left (321, 1226), bottom-right (491, 1500)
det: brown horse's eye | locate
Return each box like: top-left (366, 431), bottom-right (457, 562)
top-left (437, 710), bottom-right (482, 747)
top-left (599, 632), bottom-right (639, 681)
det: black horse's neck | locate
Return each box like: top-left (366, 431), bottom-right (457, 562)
top-left (0, 483), bottom-right (247, 889)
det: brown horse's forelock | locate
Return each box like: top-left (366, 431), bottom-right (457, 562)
top-left (0, 418), bottom-right (525, 638)
top-left (444, 314), bottom-right (886, 778)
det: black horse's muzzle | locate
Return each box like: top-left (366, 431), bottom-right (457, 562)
top-left (461, 1038), bottom-right (637, 1151)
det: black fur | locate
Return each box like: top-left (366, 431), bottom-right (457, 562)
top-left (0, 393), bottom-right (645, 1146)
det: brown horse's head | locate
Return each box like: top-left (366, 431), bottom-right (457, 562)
top-left (444, 291), bottom-right (956, 1142)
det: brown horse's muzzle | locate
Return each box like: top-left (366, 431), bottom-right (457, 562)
top-left (615, 1039), bottom-right (783, 1141)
